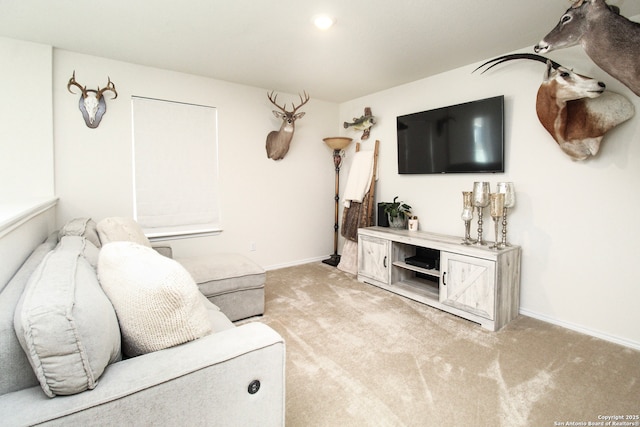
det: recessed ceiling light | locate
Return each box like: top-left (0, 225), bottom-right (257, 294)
top-left (313, 14), bottom-right (335, 30)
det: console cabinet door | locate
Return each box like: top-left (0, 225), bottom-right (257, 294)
top-left (358, 235), bottom-right (390, 284)
top-left (440, 252), bottom-right (496, 320)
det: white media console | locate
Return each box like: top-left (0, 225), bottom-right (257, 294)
top-left (357, 226), bottom-right (521, 331)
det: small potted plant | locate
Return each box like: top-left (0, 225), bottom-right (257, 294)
top-left (381, 196), bottom-right (412, 229)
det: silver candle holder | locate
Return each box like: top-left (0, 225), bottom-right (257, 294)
top-left (496, 182), bottom-right (515, 247)
top-left (489, 193), bottom-right (505, 250)
top-left (472, 182), bottom-right (490, 245)
top-left (461, 191), bottom-right (476, 245)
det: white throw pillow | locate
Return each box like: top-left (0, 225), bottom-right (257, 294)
top-left (98, 241), bottom-right (212, 357)
top-left (14, 239), bottom-right (121, 397)
top-left (96, 217), bottom-right (152, 247)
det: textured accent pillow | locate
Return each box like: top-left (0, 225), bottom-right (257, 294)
top-left (14, 240), bottom-right (121, 398)
top-left (58, 217), bottom-right (102, 248)
top-left (96, 217), bottom-right (152, 248)
top-left (98, 241), bottom-right (212, 357)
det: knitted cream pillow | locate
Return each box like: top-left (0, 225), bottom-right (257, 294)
top-left (98, 241), bottom-right (212, 357)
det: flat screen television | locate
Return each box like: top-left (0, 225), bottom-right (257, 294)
top-left (396, 95), bottom-right (504, 174)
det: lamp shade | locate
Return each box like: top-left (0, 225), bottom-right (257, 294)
top-left (323, 137), bottom-right (353, 150)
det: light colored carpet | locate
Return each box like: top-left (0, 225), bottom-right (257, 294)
top-left (242, 262), bottom-right (640, 426)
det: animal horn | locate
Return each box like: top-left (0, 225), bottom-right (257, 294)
top-left (267, 90), bottom-right (287, 113)
top-left (290, 91), bottom-right (310, 114)
top-left (67, 70), bottom-right (87, 97)
top-left (96, 77), bottom-right (118, 100)
top-left (473, 53), bottom-right (562, 74)
top-left (571, 0), bottom-right (586, 9)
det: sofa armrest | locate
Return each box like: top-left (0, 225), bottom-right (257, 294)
top-left (0, 322), bottom-right (285, 427)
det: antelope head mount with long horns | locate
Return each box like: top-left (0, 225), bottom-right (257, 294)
top-left (67, 71), bottom-right (118, 128)
top-left (265, 91), bottom-right (310, 160)
top-left (475, 54), bottom-right (634, 161)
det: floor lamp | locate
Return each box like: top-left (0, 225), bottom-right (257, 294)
top-left (322, 137), bottom-right (353, 267)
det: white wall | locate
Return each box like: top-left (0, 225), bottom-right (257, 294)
top-left (339, 45), bottom-right (640, 349)
top-left (53, 49), bottom-right (339, 269)
top-left (0, 37), bottom-right (54, 201)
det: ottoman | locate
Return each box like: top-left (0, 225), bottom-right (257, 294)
top-left (177, 253), bottom-right (266, 322)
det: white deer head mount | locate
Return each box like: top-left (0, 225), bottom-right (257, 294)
top-left (67, 71), bottom-right (118, 128)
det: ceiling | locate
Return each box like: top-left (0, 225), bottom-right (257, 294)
top-left (1, 0), bottom-right (639, 103)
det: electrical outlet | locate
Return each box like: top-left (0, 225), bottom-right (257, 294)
top-left (249, 241), bottom-right (256, 251)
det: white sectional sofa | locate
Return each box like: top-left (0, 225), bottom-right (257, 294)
top-left (0, 217), bottom-right (285, 426)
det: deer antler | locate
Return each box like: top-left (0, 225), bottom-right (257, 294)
top-left (291, 91), bottom-right (310, 113)
top-left (67, 71), bottom-right (87, 97)
top-left (267, 91), bottom-right (287, 112)
top-left (267, 90), bottom-right (310, 113)
top-left (97, 77), bottom-right (118, 100)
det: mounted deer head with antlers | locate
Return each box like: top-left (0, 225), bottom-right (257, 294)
top-left (534, 0), bottom-right (640, 97)
top-left (475, 54), bottom-right (634, 160)
top-left (67, 71), bottom-right (118, 128)
top-left (265, 91), bottom-right (310, 160)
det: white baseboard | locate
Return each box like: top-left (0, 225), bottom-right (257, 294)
top-left (264, 256), bottom-right (327, 271)
top-left (519, 308), bottom-right (640, 351)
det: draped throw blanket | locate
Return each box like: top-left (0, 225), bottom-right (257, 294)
top-left (342, 151), bottom-right (375, 208)
top-left (340, 147), bottom-right (377, 242)
top-left (341, 195), bottom-right (373, 241)
top-left (338, 141), bottom-right (379, 275)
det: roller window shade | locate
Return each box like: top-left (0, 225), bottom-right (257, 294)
top-left (132, 96), bottom-right (220, 238)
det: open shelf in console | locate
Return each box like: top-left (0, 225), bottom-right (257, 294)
top-left (395, 274), bottom-right (439, 301)
top-left (391, 242), bottom-right (441, 301)
top-left (392, 261), bottom-right (440, 278)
